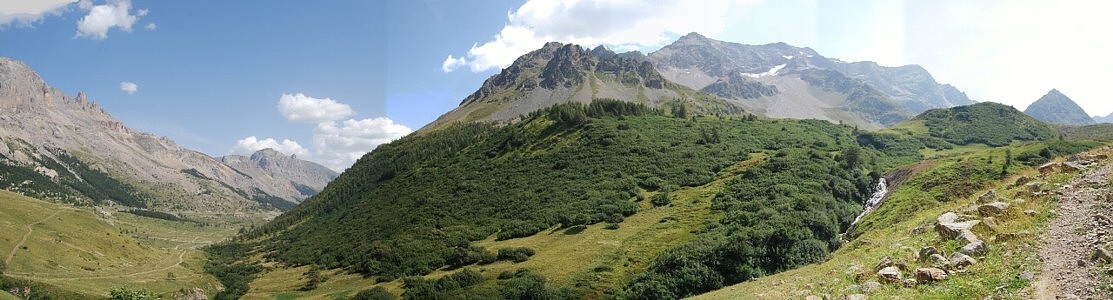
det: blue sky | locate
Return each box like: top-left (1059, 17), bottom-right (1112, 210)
top-left (3, 0), bottom-right (1112, 170)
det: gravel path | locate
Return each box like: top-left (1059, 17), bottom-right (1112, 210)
top-left (1036, 158), bottom-right (1113, 300)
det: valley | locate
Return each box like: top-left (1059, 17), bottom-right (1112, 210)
top-left (0, 190), bottom-right (265, 299)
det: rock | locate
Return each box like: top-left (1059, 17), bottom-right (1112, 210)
top-left (1078, 259), bottom-right (1089, 267)
top-left (877, 266), bottom-right (902, 282)
top-left (961, 241), bottom-right (987, 256)
top-left (874, 256), bottom-right (893, 271)
top-left (928, 254), bottom-right (951, 269)
top-left (861, 280), bottom-right (882, 293)
top-left (902, 278), bottom-right (917, 288)
top-left (910, 226), bottom-right (926, 235)
top-left (1024, 209), bottom-right (1038, 216)
top-left (1084, 153), bottom-right (1107, 160)
top-left (915, 267), bottom-right (948, 282)
top-left (1039, 162), bottom-right (1058, 174)
top-left (1062, 162), bottom-right (1086, 172)
top-left (935, 212), bottom-right (982, 243)
top-left (1014, 176), bottom-right (1031, 186)
top-left (1018, 271), bottom-right (1035, 281)
top-left (978, 190), bottom-right (998, 204)
top-left (177, 287), bottom-right (208, 300)
top-left (950, 252), bottom-right (977, 269)
top-left (978, 202), bottom-right (1010, 217)
top-left (982, 216), bottom-right (1000, 233)
top-left (1093, 247), bottom-right (1113, 263)
top-left (918, 246), bottom-right (937, 262)
top-left (846, 264), bottom-right (864, 274)
top-left (844, 294), bottom-right (867, 300)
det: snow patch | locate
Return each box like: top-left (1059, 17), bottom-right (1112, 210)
top-left (741, 64), bottom-right (787, 78)
top-left (782, 55), bottom-right (794, 60)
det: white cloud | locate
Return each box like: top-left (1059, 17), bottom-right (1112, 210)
top-left (444, 0), bottom-right (754, 73)
top-left (277, 93), bottom-right (353, 123)
top-left (144, 22), bottom-right (155, 30)
top-left (231, 136), bottom-right (310, 157)
top-left (0, 0), bottom-right (75, 27)
top-left (75, 0), bottom-right (144, 40)
top-left (313, 117), bottom-right (412, 171)
top-left (441, 55), bottom-right (467, 72)
top-left (239, 94), bottom-right (411, 171)
top-left (119, 81), bottom-right (137, 94)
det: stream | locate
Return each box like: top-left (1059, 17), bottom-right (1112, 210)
top-left (851, 178), bottom-right (888, 225)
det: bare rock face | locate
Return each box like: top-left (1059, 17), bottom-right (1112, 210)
top-left (0, 57), bottom-right (333, 212)
top-left (219, 148), bottom-right (338, 202)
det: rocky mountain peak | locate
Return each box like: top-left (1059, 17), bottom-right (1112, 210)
top-left (1024, 89), bottom-right (1095, 125)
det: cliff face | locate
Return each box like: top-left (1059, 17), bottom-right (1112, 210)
top-left (0, 57), bottom-right (332, 212)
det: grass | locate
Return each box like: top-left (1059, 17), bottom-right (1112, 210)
top-left (692, 144), bottom-right (1105, 299)
top-left (0, 190), bottom-right (251, 299)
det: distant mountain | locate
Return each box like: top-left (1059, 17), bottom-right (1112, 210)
top-left (219, 148), bottom-right (338, 199)
top-left (648, 32), bottom-right (975, 128)
top-left (421, 42), bottom-right (739, 131)
top-left (1094, 113), bottom-right (1113, 123)
top-left (911, 102), bottom-right (1054, 146)
top-left (0, 57), bottom-right (332, 213)
top-left (1023, 89), bottom-right (1095, 125)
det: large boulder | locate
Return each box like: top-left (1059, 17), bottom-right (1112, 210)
top-left (928, 254), bottom-right (951, 269)
top-left (1038, 162), bottom-right (1058, 175)
top-left (961, 240), bottom-right (987, 257)
top-left (978, 202), bottom-right (1010, 217)
top-left (917, 246), bottom-right (937, 262)
top-left (915, 267), bottom-right (948, 283)
top-left (877, 266), bottom-right (902, 283)
top-left (950, 252), bottom-right (977, 269)
top-left (935, 212), bottom-right (982, 243)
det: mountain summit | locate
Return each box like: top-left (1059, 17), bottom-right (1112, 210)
top-left (422, 42), bottom-right (737, 131)
top-left (1023, 89), bottom-right (1095, 125)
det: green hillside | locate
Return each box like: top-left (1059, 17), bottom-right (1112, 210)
top-left (908, 102), bottom-right (1054, 146)
top-left (207, 101), bottom-right (1101, 299)
top-left (223, 100), bottom-right (936, 299)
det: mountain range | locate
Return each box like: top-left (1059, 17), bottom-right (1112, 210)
top-left (0, 57), bottom-right (337, 213)
top-left (426, 32), bottom-right (976, 131)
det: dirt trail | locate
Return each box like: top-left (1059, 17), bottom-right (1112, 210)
top-left (4, 209), bottom-right (64, 265)
top-left (1035, 157), bottom-right (1113, 299)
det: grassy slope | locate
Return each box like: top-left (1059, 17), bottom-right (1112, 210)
top-left (0, 190), bottom-right (240, 298)
top-left (695, 143), bottom-right (1103, 299)
top-left (242, 154), bottom-right (768, 299)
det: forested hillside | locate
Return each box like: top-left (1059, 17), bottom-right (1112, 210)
top-left (211, 101), bottom-right (1084, 299)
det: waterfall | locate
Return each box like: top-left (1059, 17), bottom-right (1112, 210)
top-left (851, 178), bottom-right (888, 225)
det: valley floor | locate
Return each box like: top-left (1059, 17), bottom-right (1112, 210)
top-left (0, 191), bottom-right (266, 299)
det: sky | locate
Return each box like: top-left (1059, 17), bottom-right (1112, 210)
top-left (2, 0), bottom-right (1112, 171)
